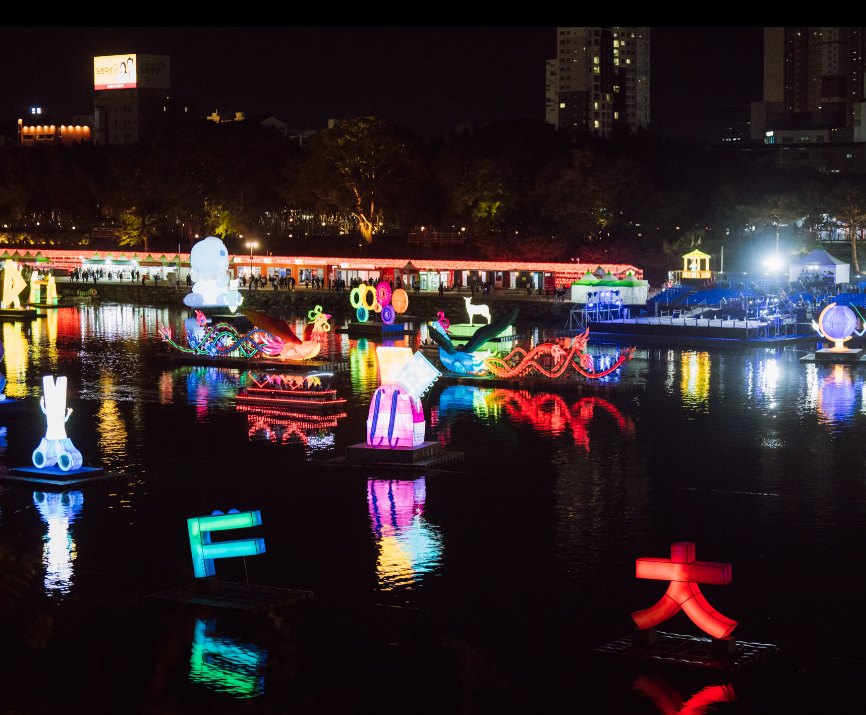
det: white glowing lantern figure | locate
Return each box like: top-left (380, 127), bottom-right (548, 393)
top-left (32, 375), bottom-right (83, 471)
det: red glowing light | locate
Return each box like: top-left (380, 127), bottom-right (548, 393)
top-left (633, 674), bottom-right (736, 715)
top-left (632, 542), bottom-right (737, 639)
top-left (485, 329), bottom-right (635, 380)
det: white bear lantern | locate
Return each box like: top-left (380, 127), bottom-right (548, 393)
top-left (32, 375), bottom-right (83, 472)
top-left (183, 236), bottom-right (240, 309)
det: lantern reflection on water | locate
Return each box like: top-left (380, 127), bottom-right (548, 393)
top-left (368, 478), bottom-right (442, 590)
top-left (817, 364), bottom-right (857, 425)
top-left (189, 618), bottom-right (267, 697)
top-left (33, 491), bottom-right (83, 595)
top-left (239, 405), bottom-right (343, 452)
top-left (433, 386), bottom-right (634, 451)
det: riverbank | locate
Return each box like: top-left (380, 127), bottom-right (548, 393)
top-left (72, 281), bottom-right (576, 324)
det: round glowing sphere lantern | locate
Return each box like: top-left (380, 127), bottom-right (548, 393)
top-left (391, 288), bottom-right (409, 314)
top-left (818, 303), bottom-right (858, 351)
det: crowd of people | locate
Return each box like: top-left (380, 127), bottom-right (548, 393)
top-left (69, 267), bottom-right (144, 284)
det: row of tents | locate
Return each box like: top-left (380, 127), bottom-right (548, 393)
top-left (570, 267), bottom-right (649, 305)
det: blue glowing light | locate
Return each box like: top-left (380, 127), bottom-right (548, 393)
top-left (188, 510), bottom-right (265, 578)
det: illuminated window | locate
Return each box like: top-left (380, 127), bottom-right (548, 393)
top-left (594, 66), bottom-right (600, 74)
top-left (593, 56), bottom-right (599, 64)
top-left (594, 102), bottom-right (599, 110)
top-left (613, 40), bottom-right (620, 47)
top-left (594, 120), bottom-right (600, 128)
top-left (613, 85), bottom-right (620, 92)
top-left (614, 112), bottom-right (619, 119)
top-left (560, 102), bottom-right (565, 109)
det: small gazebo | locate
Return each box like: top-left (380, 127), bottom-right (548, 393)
top-left (682, 249), bottom-right (711, 279)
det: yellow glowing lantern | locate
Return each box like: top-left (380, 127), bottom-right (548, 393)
top-left (682, 249), bottom-right (711, 279)
top-left (2, 260), bottom-right (27, 309)
top-left (376, 347), bottom-right (413, 385)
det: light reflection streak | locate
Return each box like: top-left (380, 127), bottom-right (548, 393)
top-left (757, 358), bottom-right (778, 401)
top-left (817, 364), bottom-right (857, 425)
top-left (434, 386), bottom-right (634, 450)
top-left (2, 322), bottom-right (29, 397)
top-left (680, 351), bottom-right (710, 408)
top-left (33, 491), bottom-right (83, 595)
top-left (184, 367), bottom-right (240, 422)
top-left (368, 478), bottom-right (442, 590)
top-left (190, 618), bottom-right (266, 698)
top-left (97, 371), bottom-right (128, 459)
top-left (241, 407), bottom-right (341, 453)
top-left (633, 673), bottom-right (736, 714)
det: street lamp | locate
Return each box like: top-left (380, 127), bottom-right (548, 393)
top-left (246, 241), bottom-right (258, 280)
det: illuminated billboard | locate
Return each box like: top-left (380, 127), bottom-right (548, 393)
top-left (94, 54), bottom-right (169, 90)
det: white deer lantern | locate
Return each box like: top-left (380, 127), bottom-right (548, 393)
top-left (32, 376), bottom-right (83, 471)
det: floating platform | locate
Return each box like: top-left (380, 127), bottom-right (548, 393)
top-left (0, 397), bottom-right (27, 414)
top-left (447, 323), bottom-right (522, 342)
top-left (583, 317), bottom-right (814, 345)
top-left (147, 580), bottom-right (314, 614)
top-left (346, 440), bottom-right (463, 469)
top-left (156, 352), bottom-right (349, 372)
top-left (0, 308), bottom-right (39, 321)
top-left (4, 465), bottom-right (125, 486)
top-left (237, 388), bottom-right (347, 414)
top-left (592, 630), bottom-right (779, 675)
top-left (344, 322), bottom-right (411, 335)
top-left (800, 349), bottom-right (866, 364)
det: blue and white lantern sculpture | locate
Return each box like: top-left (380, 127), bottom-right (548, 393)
top-left (32, 375), bottom-right (83, 471)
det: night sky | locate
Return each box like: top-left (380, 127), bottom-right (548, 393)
top-left (0, 27), bottom-right (763, 141)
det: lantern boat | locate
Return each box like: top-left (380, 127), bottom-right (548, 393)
top-left (236, 371), bottom-right (347, 414)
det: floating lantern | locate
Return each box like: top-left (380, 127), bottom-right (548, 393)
top-left (351, 282), bottom-right (408, 324)
top-left (391, 288), bottom-right (409, 314)
top-left (367, 349), bottom-right (440, 448)
top-left (183, 236), bottom-right (238, 309)
top-left (32, 375), bottom-right (83, 471)
top-left (366, 383), bottom-right (425, 447)
top-left (2, 259), bottom-right (27, 309)
top-left (631, 542), bottom-right (736, 640)
top-left (187, 509), bottom-right (265, 578)
top-left (376, 280), bottom-right (392, 306)
top-left (816, 303), bottom-right (858, 351)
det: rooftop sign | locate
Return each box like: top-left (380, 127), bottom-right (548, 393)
top-left (94, 54), bottom-right (169, 90)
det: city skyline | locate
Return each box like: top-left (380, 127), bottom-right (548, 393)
top-left (1, 27), bottom-right (762, 141)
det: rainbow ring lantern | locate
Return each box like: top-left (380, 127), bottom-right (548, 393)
top-left (367, 347), bottom-right (440, 448)
top-left (350, 282), bottom-right (409, 324)
top-left (813, 303), bottom-right (864, 351)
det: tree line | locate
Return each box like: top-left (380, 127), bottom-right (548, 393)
top-left (0, 116), bottom-right (864, 272)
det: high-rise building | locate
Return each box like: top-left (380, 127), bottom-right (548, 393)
top-left (93, 54), bottom-right (174, 146)
top-left (752, 27), bottom-right (866, 143)
top-left (545, 27), bottom-right (650, 137)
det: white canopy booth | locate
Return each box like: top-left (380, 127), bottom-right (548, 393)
top-left (788, 250), bottom-right (850, 285)
top-left (570, 271), bottom-right (649, 305)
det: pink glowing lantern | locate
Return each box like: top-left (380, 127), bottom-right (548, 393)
top-left (631, 542), bottom-right (737, 639)
top-left (366, 383), bottom-right (425, 447)
top-left (368, 349), bottom-right (440, 448)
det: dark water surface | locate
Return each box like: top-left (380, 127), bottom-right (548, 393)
top-left (0, 304), bottom-right (863, 713)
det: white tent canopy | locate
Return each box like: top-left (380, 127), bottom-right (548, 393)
top-left (570, 282), bottom-right (649, 305)
top-left (789, 249), bottom-right (850, 285)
